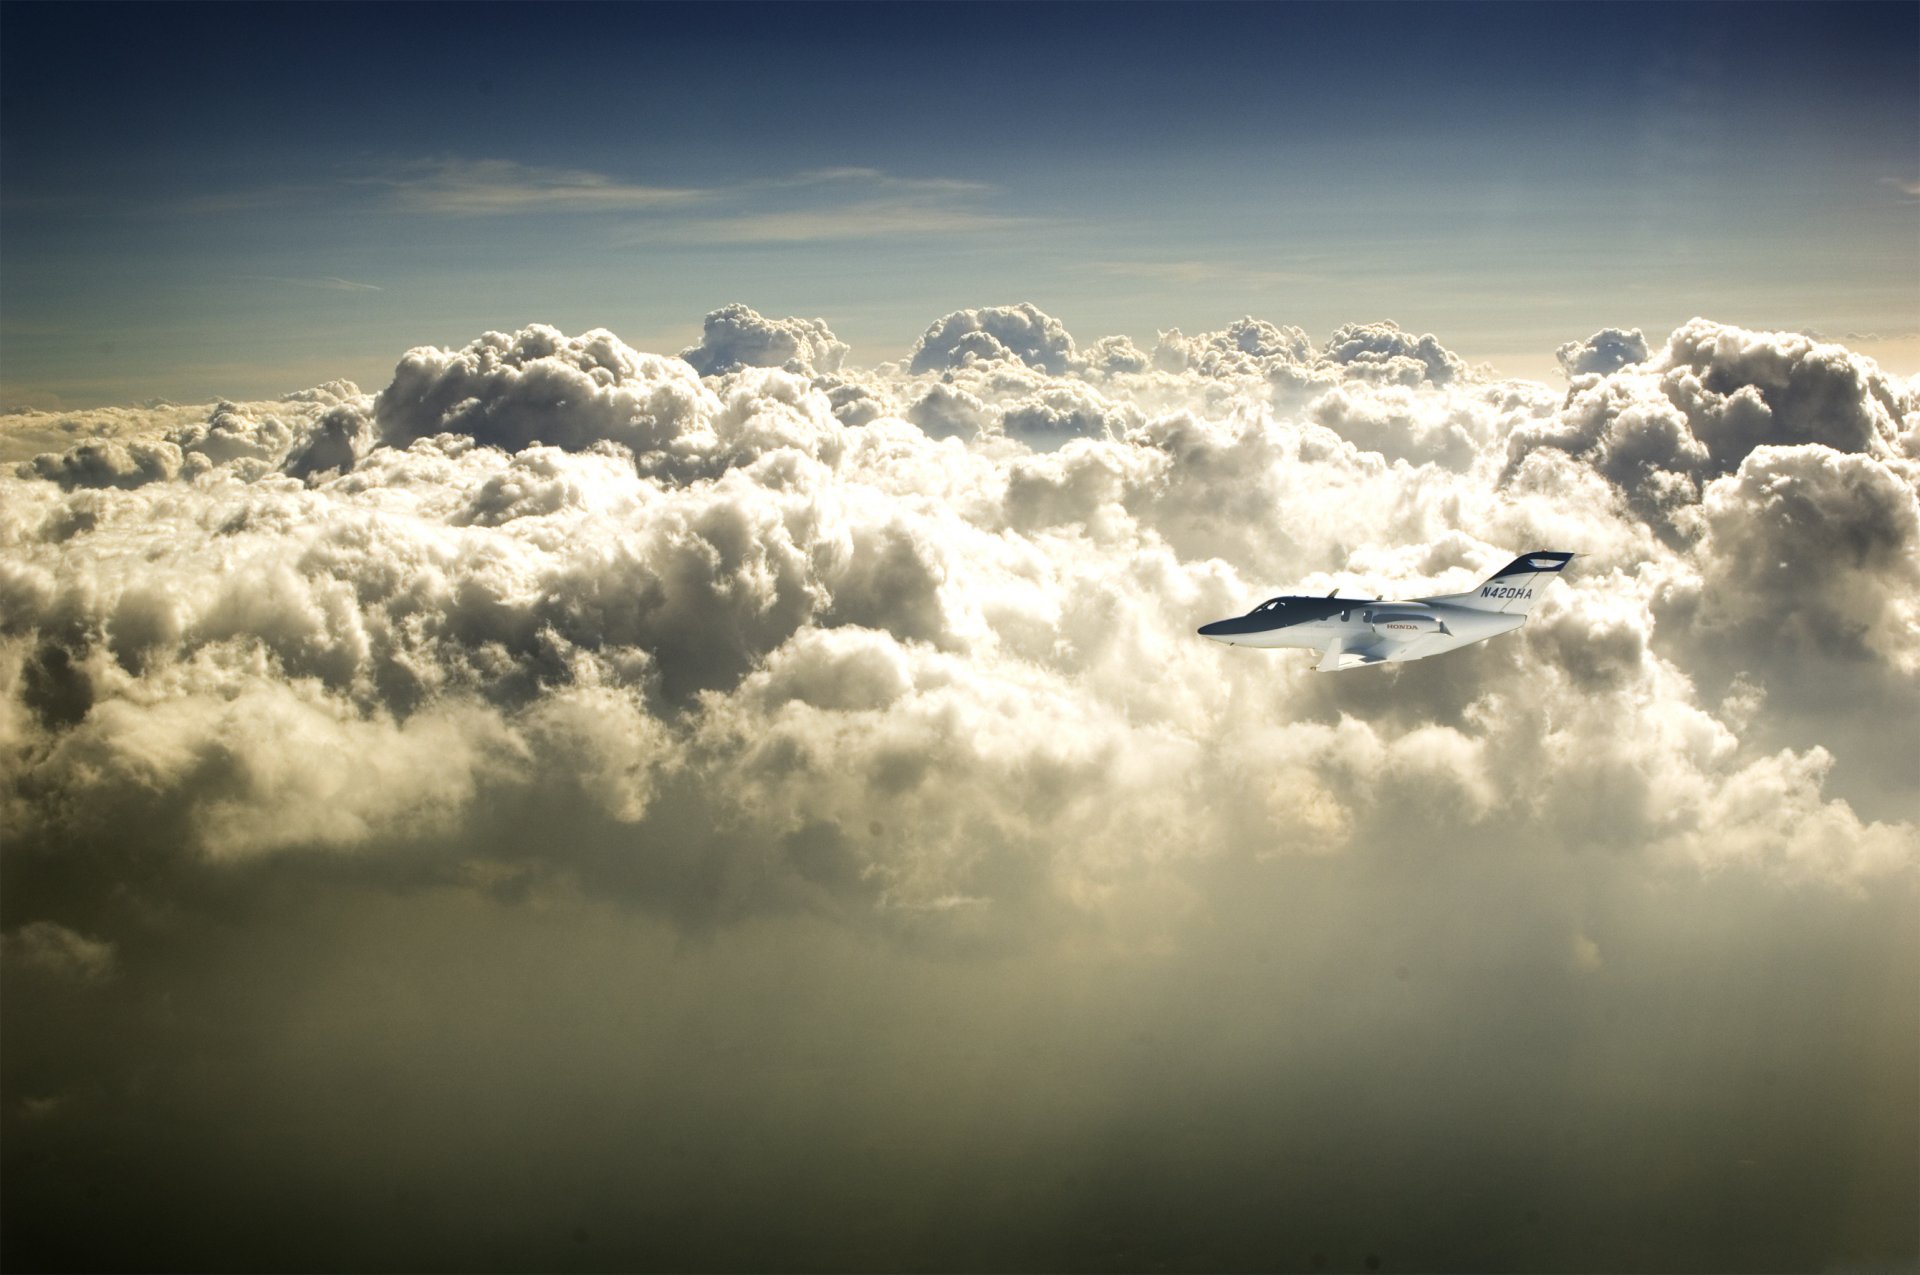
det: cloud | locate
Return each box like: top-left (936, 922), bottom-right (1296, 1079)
top-left (2, 921), bottom-right (115, 983)
top-left (999, 383), bottom-right (1139, 448)
top-left (12, 392), bottom-right (373, 489)
top-left (679, 304), bottom-right (849, 377)
top-left (909, 303), bottom-right (1082, 376)
top-left (2, 307), bottom-right (1914, 1272)
top-left (19, 436), bottom-right (185, 489)
top-left (1686, 444), bottom-right (1920, 670)
top-left (1556, 326), bottom-right (1649, 378)
top-left (610, 166), bottom-right (1022, 244)
top-left (370, 158), bottom-right (705, 216)
top-left (0, 402), bottom-right (214, 465)
top-left (1152, 317), bottom-right (1315, 377)
top-left (182, 159), bottom-right (1018, 248)
top-left (1082, 334), bottom-right (1151, 375)
top-left (775, 168), bottom-right (995, 198)
top-left (8, 306), bottom-right (1909, 892)
top-left (375, 324), bottom-right (718, 459)
top-left (660, 200), bottom-right (1021, 244)
top-left (1504, 319), bottom-right (1916, 537)
top-left (1321, 320), bottom-right (1467, 385)
top-left (1658, 319), bottom-right (1908, 459)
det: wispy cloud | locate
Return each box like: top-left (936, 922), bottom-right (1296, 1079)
top-left (654, 199), bottom-right (1026, 245)
top-left (1881, 176), bottom-right (1920, 201)
top-left (366, 158), bottom-right (708, 216)
top-left (157, 158), bottom-right (1018, 244)
top-left (239, 274), bottom-right (383, 293)
top-left (772, 167), bottom-right (996, 198)
top-left (614, 166), bottom-right (1023, 244)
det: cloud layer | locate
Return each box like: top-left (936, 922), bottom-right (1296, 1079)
top-left (4, 304), bottom-right (1915, 1271)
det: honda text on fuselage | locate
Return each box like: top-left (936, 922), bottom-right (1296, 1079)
top-left (1198, 552), bottom-right (1575, 672)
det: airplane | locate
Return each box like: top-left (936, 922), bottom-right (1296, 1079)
top-left (1198, 551), bottom-right (1575, 671)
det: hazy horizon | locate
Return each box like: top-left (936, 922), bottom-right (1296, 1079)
top-left (3, 2), bottom-right (1916, 408)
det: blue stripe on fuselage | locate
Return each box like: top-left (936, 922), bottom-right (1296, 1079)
top-left (1197, 596), bottom-right (1353, 636)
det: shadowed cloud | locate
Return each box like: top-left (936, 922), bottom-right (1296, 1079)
top-left (2, 305), bottom-right (1914, 1273)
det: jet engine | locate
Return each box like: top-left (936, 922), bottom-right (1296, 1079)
top-left (1368, 611), bottom-right (1445, 637)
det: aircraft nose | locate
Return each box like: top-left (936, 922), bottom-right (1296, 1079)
top-left (1198, 619), bottom-right (1231, 642)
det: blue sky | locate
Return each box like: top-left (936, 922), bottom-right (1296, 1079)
top-left (3, 1), bottom-right (1915, 406)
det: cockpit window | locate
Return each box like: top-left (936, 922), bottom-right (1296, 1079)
top-left (1255, 598), bottom-right (1285, 613)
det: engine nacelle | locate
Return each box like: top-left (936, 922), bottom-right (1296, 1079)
top-left (1368, 611), bottom-right (1444, 637)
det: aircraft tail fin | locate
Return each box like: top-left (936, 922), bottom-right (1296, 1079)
top-left (1423, 551), bottom-right (1574, 616)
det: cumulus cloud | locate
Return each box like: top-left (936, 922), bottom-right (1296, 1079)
top-left (20, 436), bottom-right (186, 489)
top-left (1322, 320), bottom-right (1468, 385)
top-left (375, 325), bottom-right (715, 458)
top-left (6, 308), bottom-right (1912, 894)
top-left (1152, 316), bottom-right (1315, 377)
top-left (679, 303), bottom-right (849, 377)
top-left (1505, 319), bottom-right (1918, 539)
top-left (1660, 318), bottom-right (1908, 459)
top-left (3, 307), bottom-right (1914, 1272)
top-left (1557, 326), bottom-right (1650, 377)
top-left (908, 303), bottom-right (1081, 375)
top-left (7, 382), bottom-right (380, 491)
top-left (1685, 444), bottom-right (1920, 669)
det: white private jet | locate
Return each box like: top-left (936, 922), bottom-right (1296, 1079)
top-left (1198, 552), bottom-right (1575, 671)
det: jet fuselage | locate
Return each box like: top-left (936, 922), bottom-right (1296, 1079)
top-left (1199, 553), bottom-right (1574, 671)
top-left (1198, 596), bottom-right (1525, 660)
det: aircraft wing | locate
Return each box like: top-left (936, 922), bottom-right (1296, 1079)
top-left (1315, 629), bottom-right (1458, 672)
top-left (1315, 638), bottom-right (1388, 672)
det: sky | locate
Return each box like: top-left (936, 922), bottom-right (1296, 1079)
top-left (3, 5), bottom-right (1919, 1275)
top-left (2, 1), bottom-right (1916, 406)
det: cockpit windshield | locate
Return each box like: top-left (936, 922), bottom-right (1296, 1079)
top-left (1240, 595), bottom-right (1348, 625)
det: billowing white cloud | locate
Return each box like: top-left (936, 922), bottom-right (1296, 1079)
top-left (1506, 319), bottom-right (1918, 538)
top-left (376, 324), bottom-right (717, 458)
top-left (1557, 326), bottom-right (1650, 378)
top-left (21, 436), bottom-right (186, 489)
top-left (1658, 318), bottom-right (1909, 459)
top-left (679, 303), bottom-right (849, 377)
top-left (1152, 317), bottom-right (1315, 378)
top-left (1321, 320), bottom-right (1467, 385)
top-left (5, 305), bottom-right (1914, 1274)
top-left (908, 303), bottom-right (1081, 376)
top-left (1685, 444), bottom-right (1920, 670)
top-left (6, 306), bottom-right (1911, 932)
top-left (1082, 333), bottom-right (1151, 375)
